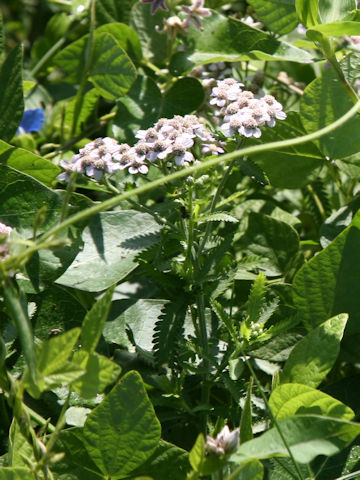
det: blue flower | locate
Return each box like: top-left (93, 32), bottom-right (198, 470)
top-left (17, 109), bottom-right (44, 134)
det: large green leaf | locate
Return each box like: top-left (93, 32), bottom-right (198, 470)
top-left (0, 44), bottom-right (24, 142)
top-left (0, 469), bottom-right (34, 480)
top-left (54, 31), bottom-right (136, 100)
top-left (90, 32), bottom-right (137, 100)
top-left (270, 383), bottom-right (354, 420)
top-left (83, 371), bottom-right (161, 477)
top-left (0, 164), bottom-right (63, 237)
top-left (131, 440), bottom-right (190, 480)
top-left (280, 314), bottom-right (347, 388)
top-left (160, 77), bottom-right (205, 118)
top-left (240, 212), bottom-right (299, 276)
top-left (318, 0), bottom-right (355, 23)
top-left (231, 415), bottom-right (360, 464)
top-left (56, 210), bottom-right (162, 292)
top-left (249, 112), bottom-right (323, 188)
top-left (104, 298), bottom-right (167, 350)
top-left (308, 20), bottom-right (360, 37)
top-left (95, 0), bottom-right (136, 25)
top-left (300, 68), bottom-right (360, 159)
top-left (0, 140), bottom-right (60, 186)
top-left (293, 211), bottom-right (360, 332)
top-left (129, 3), bottom-right (168, 66)
top-left (174, 11), bottom-right (312, 73)
top-left (247, 0), bottom-right (298, 35)
top-left (96, 22), bottom-right (142, 63)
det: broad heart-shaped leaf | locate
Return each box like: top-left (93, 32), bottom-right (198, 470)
top-left (300, 67), bottom-right (360, 159)
top-left (293, 211), bottom-right (360, 333)
top-left (270, 383), bottom-right (354, 421)
top-left (0, 469), bottom-right (34, 480)
top-left (112, 76), bottom-right (162, 144)
top-left (231, 415), bottom-right (360, 464)
top-left (0, 140), bottom-right (60, 186)
top-left (104, 298), bottom-right (168, 350)
top-left (95, 22), bottom-right (142, 64)
top-left (54, 31), bottom-right (136, 100)
top-left (0, 44), bottom-right (24, 142)
top-left (280, 314), bottom-right (347, 388)
top-left (130, 3), bottom-right (168, 66)
top-left (295, 0), bottom-right (320, 27)
top-left (83, 371), bottom-right (161, 477)
top-left (80, 286), bottom-right (115, 353)
top-left (249, 112), bottom-right (323, 189)
top-left (240, 212), bottom-right (299, 276)
top-left (247, 0), bottom-right (298, 35)
top-left (173, 11), bottom-right (312, 73)
top-left (56, 210), bottom-right (162, 292)
top-left (0, 164), bottom-right (63, 237)
top-left (90, 32), bottom-right (137, 100)
top-left (130, 440), bottom-right (190, 480)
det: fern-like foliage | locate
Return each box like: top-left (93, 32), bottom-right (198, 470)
top-left (153, 300), bottom-right (187, 369)
top-left (246, 272), bottom-right (267, 326)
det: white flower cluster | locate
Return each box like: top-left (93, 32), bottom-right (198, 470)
top-left (0, 222), bottom-right (12, 260)
top-left (209, 79), bottom-right (287, 138)
top-left (57, 115), bottom-right (224, 183)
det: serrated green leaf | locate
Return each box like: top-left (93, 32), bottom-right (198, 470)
top-left (247, 0), bottom-right (298, 35)
top-left (197, 212), bottom-right (239, 224)
top-left (293, 211), bottom-right (360, 332)
top-left (280, 314), bottom-right (347, 387)
top-left (270, 383), bottom-right (354, 420)
top-left (83, 371), bottom-right (161, 477)
top-left (0, 44), bottom-right (24, 142)
top-left (56, 210), bottom-right (162, 292)
top-left (231, 414), bottom-right (360, 464)
top-left (247, 273), bottom-right (267, 326)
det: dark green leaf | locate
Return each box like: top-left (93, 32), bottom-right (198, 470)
top-left (240, 378), bottom-right (254, 443)
top-left (0, 45), bottom-right (24, 142)
top-left (160, 77), bottom-right (205, 118)
top-left (0, 469), bottom-right (34, 480)
top-left (56, 210), bottom-right (162, 292)
top-left (95, 0), bottom-right (136, 25)
top-left (83, 371), bottom-right (161, 477)
top-left (96, 22), bottom-right (142, 63)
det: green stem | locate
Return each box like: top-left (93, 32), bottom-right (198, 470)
top-left (37, 98), bottom-right (360, 245)
top-left (31, 37), bottom-right (66, 77)
top-left (2, 278), bottom-right (37, 384)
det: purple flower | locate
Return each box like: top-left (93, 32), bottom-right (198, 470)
top-left (17, 108), bottom-right (44, 134)
top-left (140, 0), bottom-right (168, 14)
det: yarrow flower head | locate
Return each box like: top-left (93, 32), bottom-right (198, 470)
top-left (205, 425), bottom-right (240, 456)
top-left (57, 114), bottom-right (225, 183)
top-left (209, 79), bottom-right (287, 138)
